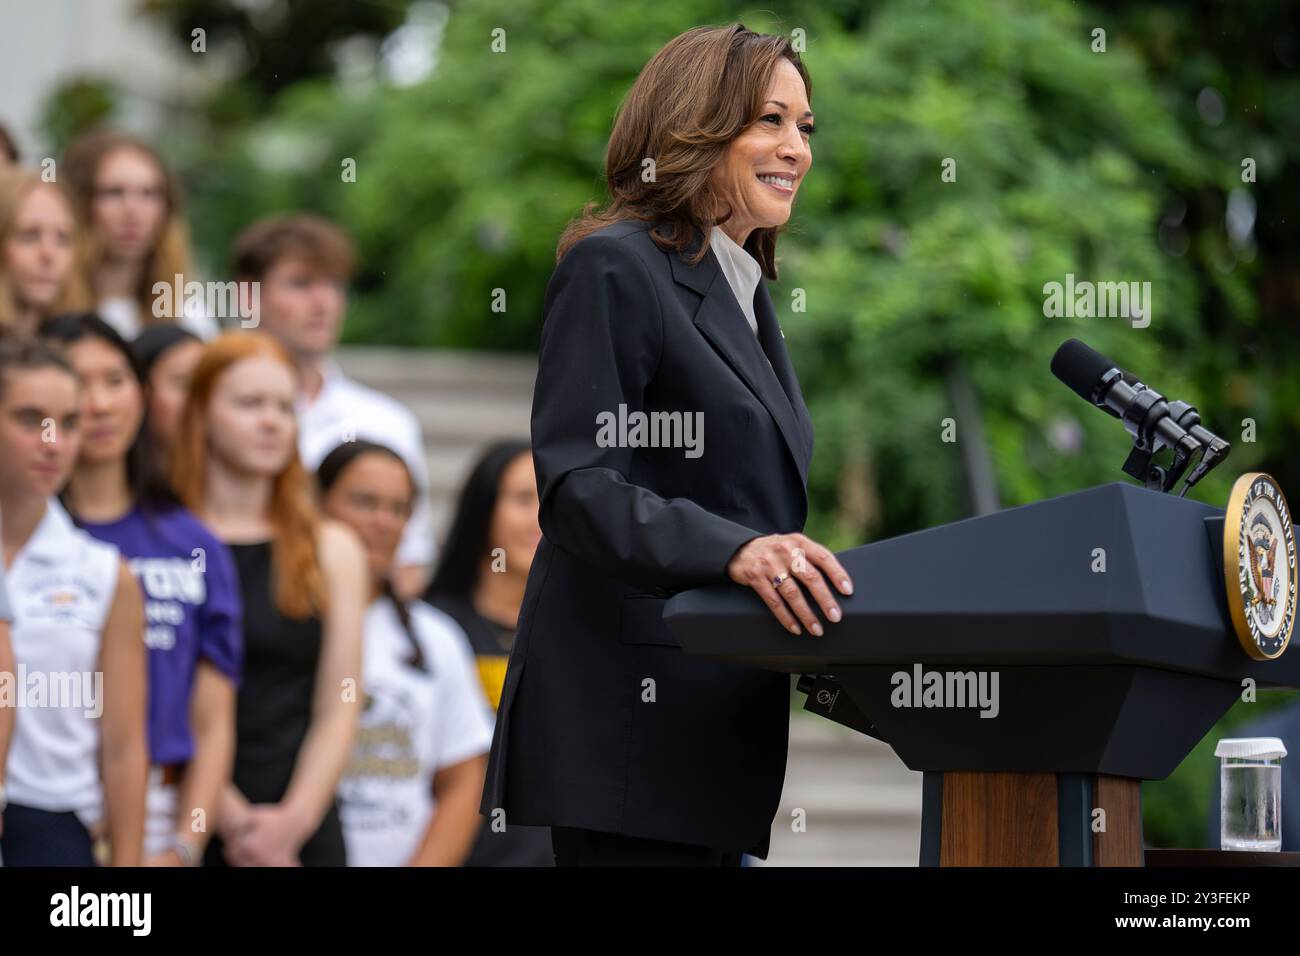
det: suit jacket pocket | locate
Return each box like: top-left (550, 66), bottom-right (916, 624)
top-left (619, 594), bottom-right (677, 646)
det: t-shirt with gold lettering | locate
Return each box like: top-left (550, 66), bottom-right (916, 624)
top-left (337, 598), bottom-right (494, 867)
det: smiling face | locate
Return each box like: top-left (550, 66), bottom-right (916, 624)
top-left (90, 147), bottom-right (168, 265)
top-left (3, 183), bottom-right (77, 317)
top-left (321, 451), bottom-right (413, 582)
top-left (708, 58), bottom-right (814, 247)
top-left (204, 355), bottom-right (298, 478)
top-left (0, 366), bottom-right (81, 499)
top-left (67, 336), bottom-right (144, 468)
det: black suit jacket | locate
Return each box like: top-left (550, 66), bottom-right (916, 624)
top-left (481, 217), bottom-right (814, 856)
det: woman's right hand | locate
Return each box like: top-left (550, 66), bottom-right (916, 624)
top-left (726, 533), bottom-right (853, 636)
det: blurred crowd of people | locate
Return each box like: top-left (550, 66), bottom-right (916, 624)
top-left (0, 122), bottom-right (552, 867)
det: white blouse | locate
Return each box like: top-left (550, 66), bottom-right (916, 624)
top-left (709, 224), bottom-right (762, 338)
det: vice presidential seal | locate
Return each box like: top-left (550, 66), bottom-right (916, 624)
top-left (1224, 473), bottom-right (1296, 660)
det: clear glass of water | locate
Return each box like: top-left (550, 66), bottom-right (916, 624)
top-left (1217, 737), bottom-right (1286, 852)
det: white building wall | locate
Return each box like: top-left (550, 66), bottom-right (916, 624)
top-left (0, 0), bottom-right (206, 159)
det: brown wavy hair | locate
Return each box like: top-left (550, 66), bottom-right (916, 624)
top-left (556, 23), bottom-right (812, 280)
top-left (0, 169), bottom-right (93, 331)
top-left (62, 129), bottom-right (196, 323)
top-left (170, 331), bottom-right (327, 619)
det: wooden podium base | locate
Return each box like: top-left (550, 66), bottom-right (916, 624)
top-left (920, 771), bottom-right (1143, 866)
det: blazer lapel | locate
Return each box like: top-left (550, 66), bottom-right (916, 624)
top-left (670, 234), bottom-right (811, 486)
top-left (752, 279), bottom-right (814, 466)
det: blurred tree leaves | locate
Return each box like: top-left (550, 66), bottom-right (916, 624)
top-left (143, 0), bottom-right (1299, 849)
top-left (138, 0), bottom-right (412, 115)
top-left (40, 77), bottom-right (119, 155)
top-left (169, 0), bottom-right (1293, 532)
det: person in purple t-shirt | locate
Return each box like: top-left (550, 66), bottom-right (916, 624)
top-left (41, 313), bottom-right (243, 867)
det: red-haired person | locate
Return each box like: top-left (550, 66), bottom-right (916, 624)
top-left (170, 331), bottom-right (366, 866)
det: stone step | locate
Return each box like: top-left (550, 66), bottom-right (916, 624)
top-left (336, 346), bottom-right (536, 393)
top-left (767, 715), bottom-right (924, 865)
top-left (337, 346), bottom-right (537, 534)
top-left (402, 394), bottom-right (533, 445)
top-left (760, 826), bottom-right (921, 866)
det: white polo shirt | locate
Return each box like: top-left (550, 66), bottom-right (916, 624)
top-left (338, 598), bottom-right (495, 867)
top-left (296, 360), bottom-right (436, 568)
top-left (2, 498), bottom-right (120, 821)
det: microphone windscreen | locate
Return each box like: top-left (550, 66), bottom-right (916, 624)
top-left (1051, 338), bottom-right (1117, 403)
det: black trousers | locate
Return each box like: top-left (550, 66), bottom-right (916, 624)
top-left (551, 826), bottom-right (743, 867)
top-left (0, 804), bottom-right (97, 866)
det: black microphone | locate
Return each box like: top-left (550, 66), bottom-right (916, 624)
top-left (1051, 338), bottom-right (1124, 409)
top-left (1050, 338), bottom-right (1230, 493)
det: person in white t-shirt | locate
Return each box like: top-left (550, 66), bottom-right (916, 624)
top-left (317, 439), bottom-right (493, 867)
top-left (230, 215), bottom-right (435, 601)
top-left (0, 337), bottom-right (148, 866)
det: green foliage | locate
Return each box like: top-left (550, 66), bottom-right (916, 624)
top-left (139, 0), bottom-right (412, 112)
top-left (174, 0), bottom-right (1286, 532)
top-left (148, 0), bottom-right (1300, 851)
top-left (40, 77), bottom-right (119, 156)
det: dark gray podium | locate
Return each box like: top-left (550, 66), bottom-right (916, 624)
top-left (663, 482), bottom-right (1300, 866)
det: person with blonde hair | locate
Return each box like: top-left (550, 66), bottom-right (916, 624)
top-left (170, 331), bottom-right (366, 866)
top-left (62, 130), bottom-right (217, 341)
top-left (0, 169), bottom-right (90, 336)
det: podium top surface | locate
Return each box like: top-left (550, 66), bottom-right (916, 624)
top-left (664, 482), bottom-right (1300, 687)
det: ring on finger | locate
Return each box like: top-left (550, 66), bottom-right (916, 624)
top-left (772, 571), bottom-right (789, 589)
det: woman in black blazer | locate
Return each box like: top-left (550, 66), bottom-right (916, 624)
top-left (481, 23), bottom-right (853, 866)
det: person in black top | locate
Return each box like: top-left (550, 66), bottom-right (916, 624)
top-left (426, 439), bottom-right (553, 866)
top-left (170, 332), bottom-right (367, 867)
